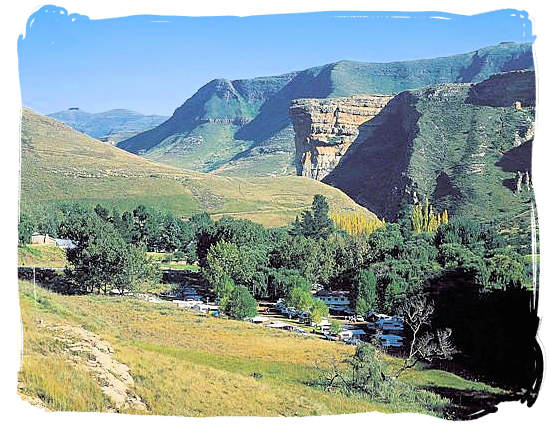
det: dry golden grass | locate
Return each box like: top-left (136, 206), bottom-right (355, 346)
top-left (17, 280), bottom-right (500, 416)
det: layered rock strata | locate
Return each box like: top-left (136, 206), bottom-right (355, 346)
top-left (290, 95), bottom-right (392, 180)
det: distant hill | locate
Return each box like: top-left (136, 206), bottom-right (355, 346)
top-left (322, 71), bottom-right (536, 222)
top-left (20, 108), bottom-right (375, 227)
top-left (48, 109), bottom-right (168, 145)
top-left (118, 42), bottom-right (534, 176)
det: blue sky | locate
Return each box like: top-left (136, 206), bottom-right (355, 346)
top-left (18, 6), bottom-right (534, 116)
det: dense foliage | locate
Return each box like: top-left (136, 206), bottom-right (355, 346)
top-left (22, 194), bottom-right (532, 316)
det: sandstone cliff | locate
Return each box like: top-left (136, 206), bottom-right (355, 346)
top-left (290, 95), bottom-right (392, 180)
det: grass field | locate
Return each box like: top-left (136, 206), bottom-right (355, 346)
top-left (18, 280), bottom-right (503, 417)
top-left (22, 108), bottom-right (375, 227)
top-left (18, 245), bottom-right (67, 268)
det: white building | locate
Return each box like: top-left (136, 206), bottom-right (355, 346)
top-left (313, 290), bottom-right (351, 311)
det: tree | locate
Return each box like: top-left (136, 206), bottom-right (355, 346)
top-left (330, 320), bottom-right (343, 336)
top-left (203, 241), bottom-right (241, 297)
top-left (486, 254), bottom-right (529, 290)
top-left (222, 285), bottom-right (258, 320)
top-left (352, 270), bottom-right (378, 316)
top-left (315, 344), bottom-right (388, 398)
top-left (395, 295), bottom-right (455, 378)
top-left (367, 223), bottom-right (404, 262)
top-left (203, 241), bottom-right (268, 297)
top-left (62, 206), bottom-right (160, 294)
top-left (18, 213), bottom-right (34, 245)
top-left (113, 245), bottom-right (161, 294)
top-left (132, 205), bottom-right (163, 249)
top-left (292, 194), bottom-right (335, 239)
top-left (411, 198), bottom-right (448, 234)
top-left (117, 211), bottom-right (137, 243)
top-left (267, 268), bottom-right (310, 300)
top-left (65, 220), bottom-right (128, 294)
top-left (310, 298), bottom-right (329, 324)
top-left (286, 286), bottom-right (313, 312)
top-left (330, 212), bottom-right (384, 237)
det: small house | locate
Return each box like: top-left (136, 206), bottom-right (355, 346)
top-left (30, 233), bottom-right (56, 246)
top-left (313, 290), bottom-right (351, 311)
top-left (54, 238), bottom-right (77, 249)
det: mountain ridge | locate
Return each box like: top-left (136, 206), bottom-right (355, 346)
top-left (118, 42), bottom-right (534, 176)
top-left (48, 108), bottom-right (168, 145)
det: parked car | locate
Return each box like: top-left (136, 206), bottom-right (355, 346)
top-left (323, 332), bottom-right (338, 341)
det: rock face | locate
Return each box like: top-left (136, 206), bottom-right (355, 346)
top-left (290, 95), bottom-right (392, 180)
top-left (321, 71), bottom-right (536, 222)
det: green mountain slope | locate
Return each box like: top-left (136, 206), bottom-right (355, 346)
top-left (20, 108), bottom-right (375, 227)
top-left (48, 109), bottom-right (168, 145)
top-left (323, 71), bottom-right (536, 222)
top-left (119, 42), bottom-right (533, 176)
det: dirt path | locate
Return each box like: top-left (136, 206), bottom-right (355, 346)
top-left (51, 324), bottom-right (148, 412)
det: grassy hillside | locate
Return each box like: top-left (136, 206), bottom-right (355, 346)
top-left (18, 280), bottom-right (503, 416)
top-left (324, 71), bottom-right (536, 223)
top-left (18, 245), bottom-right (67, 268)
top-left (20, 108), bottom-right (374, 227)
top-left (48, 109), bottom-right (168, 145)
top-left (118, 42), bottom-right (533, 176)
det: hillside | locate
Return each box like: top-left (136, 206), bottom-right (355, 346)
top-left (118, 42), bottom-right (533, 176)
top-left (48, 109), bottom-right (168, 145)
top-left (20, 108), bottom-right (374, 227)
top-left (18, 280), bottom-right (504, 416)
top-left (321, 71), bottom-right (536, 222)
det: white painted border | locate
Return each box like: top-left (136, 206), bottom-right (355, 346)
top-left (1, 1), bottom-right (548, 423)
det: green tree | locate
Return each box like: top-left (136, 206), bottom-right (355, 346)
top-left (330, 320), bottom-right (343, 336)
top-left (310, 298), bottom-right (329, 324)
top-left (353, 270), bottom-right (378, 316)
top-left (267, 268), bottom-right (310, 300)
top-left (222, 285), bottom-right (258, 320)
top-left (203, 241), bottom-right (268, 297)
top-left (18, 213), bottom-right (34, 245)
top-left (286, 286), bottom-right (313, 312)
top-left (113, 245), bottom-right (161, 294)
top-left (367, 223), bottom-right (404, 262)
top-left (486, 254), bottom-right (529, 290)
top-left (132, 205), bottom-right (163, 250)
top-left (292, 194), bottom-right (335, 240)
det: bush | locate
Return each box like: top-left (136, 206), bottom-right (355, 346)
top-left (222, 285), bottom-right (258, 320)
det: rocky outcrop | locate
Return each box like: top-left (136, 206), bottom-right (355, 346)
top-left (322, 72), bottom-right (536, 222)
top-left (290, 95), bottom-right (392, 180)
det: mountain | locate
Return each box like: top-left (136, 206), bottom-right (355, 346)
top-left (314, 71), bottom-right (536, 222)
top-left (118, 42), bottom-right (533, 176)
top-left (48, 109), bottom-right (168, 145)
top-left (20, 108), bottom-right (375, 227)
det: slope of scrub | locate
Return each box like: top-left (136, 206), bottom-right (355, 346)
top-left (20, 108), bottom-right (374, 227)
